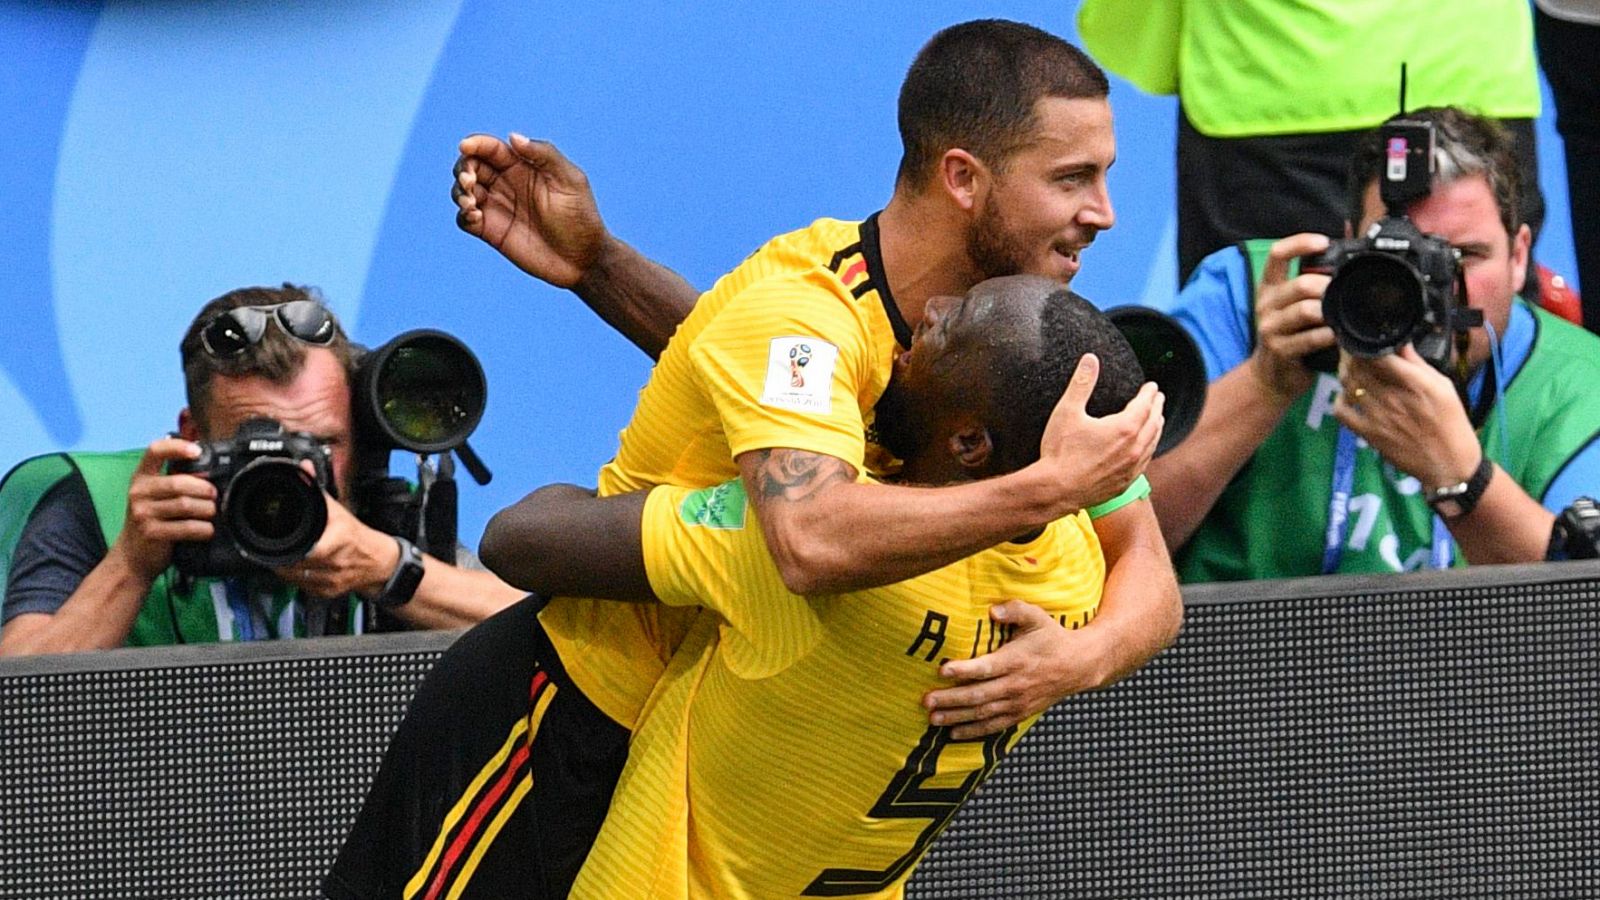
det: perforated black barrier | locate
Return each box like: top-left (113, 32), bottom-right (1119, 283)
top-left (1, 563), bottom-right (1596, 898)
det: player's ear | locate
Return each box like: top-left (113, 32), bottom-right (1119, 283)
top-left (939, 148), bottom-right (988, 213)
top-left (948, 421), bottom-right (993, 471)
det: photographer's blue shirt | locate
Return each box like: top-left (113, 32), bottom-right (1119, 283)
top-left (1162, 243), bottom-right (1600, 582)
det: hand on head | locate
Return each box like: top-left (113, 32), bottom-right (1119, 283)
top-left (1035, 354), bottom-right (1164, 513)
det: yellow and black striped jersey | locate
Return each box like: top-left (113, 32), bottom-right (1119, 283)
top-left (570, 479), bottom-right (1105, 899)
top-left (539, 215), bottom-right (908, 729)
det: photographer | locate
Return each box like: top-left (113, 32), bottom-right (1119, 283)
top-left (1149, 107), bottom-right (1600, 582)
top-left (0, 285), bottom-right (522, 655)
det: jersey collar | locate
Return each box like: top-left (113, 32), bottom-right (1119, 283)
top-left (859, 212), bottom-right (913, 349)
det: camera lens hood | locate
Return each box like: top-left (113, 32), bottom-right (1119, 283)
top-left (1105, 306), bottom-right (1207, 456)
top-left (222, 457), bottom-right (327, 567)
top-left (1322, 251), bottom-right (1427, 358)
top-left (354, 329), bottom-right (487, 454)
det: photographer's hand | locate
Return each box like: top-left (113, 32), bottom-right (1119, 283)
top-left (1335, 345), bottom-right (1555, 563)
top-left (274, 493), bottom-right (396, 600)
top-left (1147, 234), bottom-right (1337, 550)
top-left (0, 437), bottom-right (216, 656)
top-left (1251, 234), bottom-right (1336, 405)
top-left (276, 491), bottom-right (526, 625)
top-left (112, 437), bottom-right (216, 583)
top-left (1334, 347), bottom-right (1480, 493)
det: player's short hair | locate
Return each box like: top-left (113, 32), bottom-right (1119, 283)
top-left (179, 283), bottom-right (356, 432)
top-left (987, 288), bottom-right (1142, 473)
top-left (896, 19), bottom-right (1109, 188)
top-left (1347, 106), bottom-right (1523, 238)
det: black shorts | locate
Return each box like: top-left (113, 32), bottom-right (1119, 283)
top-left (324, 593), bottom-right (630, 900)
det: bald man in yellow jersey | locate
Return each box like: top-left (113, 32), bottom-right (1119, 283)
top-left (496, 279), bottom-right (1141, 898)
top-left (326, 20), bottom-right (1179, 900)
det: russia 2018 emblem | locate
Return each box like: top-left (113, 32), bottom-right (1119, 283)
top-left (761, 336), bottom-right (837, 414)
top-left (789, 344), bottom-right (812, 387)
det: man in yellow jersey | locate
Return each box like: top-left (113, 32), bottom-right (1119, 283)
top-left (326, 276), bottom-right (1147, 900)
top-left (457, 17), bottom-right (1179, 743)
top-left (326, 19), bottom-right (1180, 900)
top-left (492, 277), bottom-right (1142, 899)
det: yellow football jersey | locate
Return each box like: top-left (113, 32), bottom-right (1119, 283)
top-left (539, 216), bottom-right (908, 729)
top-left (570, 480), bottom-right (1105, 899)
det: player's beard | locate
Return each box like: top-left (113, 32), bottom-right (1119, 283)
top-left (966, 200), bottom-right (1031, 281)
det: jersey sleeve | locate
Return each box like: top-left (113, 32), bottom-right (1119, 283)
top-left (687, 268), bottom-right (876, 468)
top-left (641, 481), bottom-right (791, 616)
top-left (1162, 245), bottom-right (1257, 382)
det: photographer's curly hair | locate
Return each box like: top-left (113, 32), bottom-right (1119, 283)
top-left (1347, 106), bottom-right (1524, 240)
top-left (178, 284), bottom-right (356, 432)
top-left (896, 19), bottom-right (1108, 189)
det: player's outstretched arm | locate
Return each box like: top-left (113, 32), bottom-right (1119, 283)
top-left (480, 483), bottom-right (655, 601)
top-left (453, 133), bottom-right (698, 360)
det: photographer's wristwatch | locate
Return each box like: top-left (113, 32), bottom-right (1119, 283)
top-left (1426, 456), bottom-right (1493, 521)
top-left (375, 536), bottom-right (425, 608)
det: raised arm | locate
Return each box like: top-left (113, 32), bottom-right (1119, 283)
top-left (1, 439), bottom-right (211, 655)
top-left (1147, 234), bottom-right (1335, 549)
top-left (453, 133), bottom-right (698, 360)
top-left (479, 484), bottom-right (654, 602)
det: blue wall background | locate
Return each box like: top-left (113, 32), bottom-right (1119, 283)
top-left (0, 1), bottom-right (1577, 547)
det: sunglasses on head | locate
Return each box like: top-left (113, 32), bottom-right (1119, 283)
top-left (200, 300), bottom-right (338, 358)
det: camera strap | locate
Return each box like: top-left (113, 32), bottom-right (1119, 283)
top-left (1322, 426), bottom-right (1456, 573)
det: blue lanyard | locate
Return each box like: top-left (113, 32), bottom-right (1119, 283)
top-left (1322, 425), bottom-right (1454, 573)
top-left (1429, 515), bottom-right (1453, 570)
top-left (1320, 427), bottom-right (1360, 574)
top-left (224, 577), bottom-right (261, 641)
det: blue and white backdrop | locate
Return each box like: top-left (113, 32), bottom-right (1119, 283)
top-left (1, 1), bottom-right (1578, 545)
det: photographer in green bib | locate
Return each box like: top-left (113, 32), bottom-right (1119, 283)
top-left (0, 285), bottom-right (522, 654)
top-left (1148, 107), bottom-right (1600, 581)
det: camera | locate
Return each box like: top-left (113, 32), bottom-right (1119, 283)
top-left (170, 418), bottom-right (334, 577)
top-left (1301, 119), bottom-right (1481, 373)
top-left (1547, 497), bottom-right (1600, 561)
top-left (350, 329), bottom-right (490, 560)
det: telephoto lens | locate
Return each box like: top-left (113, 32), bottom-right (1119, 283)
top-left (354, 329), bottom-right (487, 454)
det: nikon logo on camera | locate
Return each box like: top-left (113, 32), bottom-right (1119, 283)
top-left (248, 439), bottom-right (286, 452)
top-left (1373, 237), bottom-right (1411, 251)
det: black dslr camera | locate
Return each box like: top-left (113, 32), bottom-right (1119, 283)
top-left (1302, 119), bottom-right (1481, 373)
top-left (170, 418), bottom-right (334, 577)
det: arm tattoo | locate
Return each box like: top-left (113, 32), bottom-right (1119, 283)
top-left (750, 449), bottom-right (854, 504)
